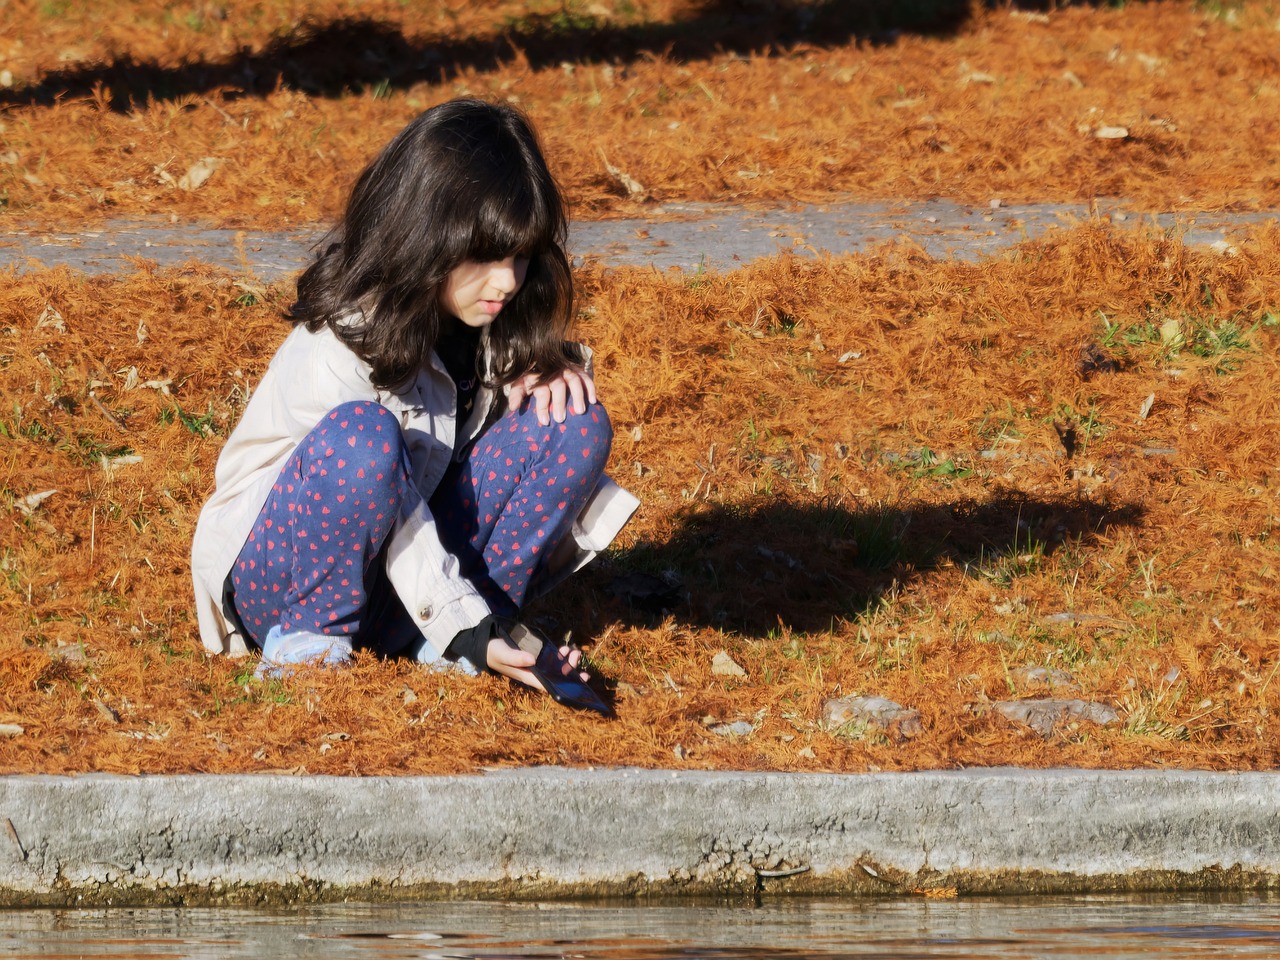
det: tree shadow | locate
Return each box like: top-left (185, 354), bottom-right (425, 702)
top-left (558, 492), bottom-right (1145, 637)
top-left (3, 0), bottom-right (978, 110)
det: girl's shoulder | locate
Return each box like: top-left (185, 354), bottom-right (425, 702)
top-left (273, 319), bottom-right (359, 366)
top-left (264, 322), bottom-right (375, 396)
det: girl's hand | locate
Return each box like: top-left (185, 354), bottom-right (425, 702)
top-left (486, 637), bottom-right (589, 692)
top-left (507, 366), bottom-right (597, 427)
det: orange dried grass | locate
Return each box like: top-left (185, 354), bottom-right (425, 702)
top-left (0, 1), bottom-right (1277, 230)
top-left (1, 222), bottom-right (1278, 775)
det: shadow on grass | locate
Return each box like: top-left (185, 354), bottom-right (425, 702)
top-left (4, 0), bottom-right (978, 110)
top-left (569, 492), bottom-right (1145, 637)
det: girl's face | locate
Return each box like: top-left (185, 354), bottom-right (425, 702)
top-left (440, 256), bottom-right (530, 328)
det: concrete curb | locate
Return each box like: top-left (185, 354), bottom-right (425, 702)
top-left (1, 768), bottom-right (1277, 904)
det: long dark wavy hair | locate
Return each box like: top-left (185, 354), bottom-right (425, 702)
top-left (289, 98), bottom-right (580, 391)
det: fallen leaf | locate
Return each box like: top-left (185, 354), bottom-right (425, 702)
top-left (15, 490), bottom-right (57, 517)
top-left (178, 157), bottom-right (222, 191)
top-left (711, 650), bottom-right (747, 678)
top-left (597, 148), bottom-right (646, 200)
top-left (34, 305), bottom-right (65, 332)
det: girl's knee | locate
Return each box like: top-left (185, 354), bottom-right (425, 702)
top-left (304, 402), bottom-right (410, 501)
top-left (325, 400), bottom-right (398, 433)
top-left (549, 401), bottom-right (612, 474)
top-left (576, 401), bottom-right (613, 459)
top-left (321, 401), bottom-right (406, 463)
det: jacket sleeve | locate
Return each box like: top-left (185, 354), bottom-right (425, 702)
top-left (384, 493), bottom-right (494, 658)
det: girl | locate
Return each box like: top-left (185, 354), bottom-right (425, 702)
top-left (191, 99), bottom-right (637, 697)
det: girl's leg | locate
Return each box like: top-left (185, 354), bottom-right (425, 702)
top-left (230, 401), bottom-right (410, 654)
top-left (429, 401), bottom-right (614, 616)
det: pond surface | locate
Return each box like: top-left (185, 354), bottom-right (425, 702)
top-left (1, 895), bottom-right (1279, 959)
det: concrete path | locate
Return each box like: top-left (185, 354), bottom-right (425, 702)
top-left (3, 201), bottom-right (1278, 905)
top-left (3, 200), bottom-right (1276, 277)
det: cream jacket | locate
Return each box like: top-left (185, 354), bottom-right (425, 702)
top-left (191, 323), bottom-right (639, 658)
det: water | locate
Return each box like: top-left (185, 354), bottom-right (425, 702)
top-left (2, 895), bottom-right (1279, 959)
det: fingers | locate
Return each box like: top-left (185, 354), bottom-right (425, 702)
top-left (484, 637), bottom-right (594, 693)
top-left (579, 370), bottom-right (598, 409)
top-left (505, 378), bottom-right (528, 414)
top-left (559, 645), bottom-right (591, 682)
top-left (542, 378), bottom-right (564, 426)
top-left (506, 368), bottom-right (598, 426)
top-left (486, 638), bottom-right (544, 692)
top-left (564, 371), bottom-right (587, 418)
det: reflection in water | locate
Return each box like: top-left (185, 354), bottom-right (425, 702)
top-left (0, 895), bottom-right (1279, 959)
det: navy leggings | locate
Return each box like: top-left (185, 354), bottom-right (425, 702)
top-left (229, 399), bottom-right (613, 652)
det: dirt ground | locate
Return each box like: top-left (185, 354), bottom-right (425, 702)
top-left (0, 1), bottom-right (1278, 774)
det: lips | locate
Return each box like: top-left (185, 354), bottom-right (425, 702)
top-left (478, 299), bottom-right (505, 316)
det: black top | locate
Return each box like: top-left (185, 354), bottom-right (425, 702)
top-left (434, 321), bottom-right (481, 451)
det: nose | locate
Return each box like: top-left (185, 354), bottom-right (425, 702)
top-left (489, 257), bottom-right (520, 294)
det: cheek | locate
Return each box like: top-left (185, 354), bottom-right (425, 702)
top-left (439, 278), bottom-right (460, 312)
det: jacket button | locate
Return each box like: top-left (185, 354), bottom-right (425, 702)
top-left (418, 606), bottom-right (433, 622)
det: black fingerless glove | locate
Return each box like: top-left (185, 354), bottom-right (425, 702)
top-left (446, 615), bottom-right (518, 673)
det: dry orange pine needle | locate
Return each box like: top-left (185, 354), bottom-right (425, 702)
top-left (0, 1), bottom-right (1277, 229)
top-left (1, 222), bottom-right (1278, 775)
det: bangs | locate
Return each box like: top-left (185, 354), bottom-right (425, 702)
top-left (455, 174), bottom-right (565, 264)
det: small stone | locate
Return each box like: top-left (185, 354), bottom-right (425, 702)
top-left (1040, 612), bottom-right (1133, 632)
top-left (711, 651), bottom-right (748, 678)
top-left (822, 695), bottom-right (922, 741)
top-left (709, 721), bottom-right (754, 738)
top-left (0, 724), bottom-right (23, 738)
top-left (1009, 665), bottom-right (1077, 691)
top-left (994, 698), bottom-right (1119, 738)
top-left (1093, 126), bottom-right (1130, 140)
